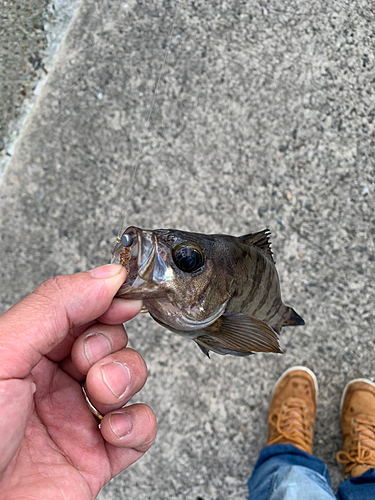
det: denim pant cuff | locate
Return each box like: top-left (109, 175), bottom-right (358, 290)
top-left (248, 443), bottom-right (333, 499)
top-left (336, 468), bottom-right (375, 500)
top-left (253, 444), bottom-right (332, 485)
top-left (248, 444), bottom-right (375, 500)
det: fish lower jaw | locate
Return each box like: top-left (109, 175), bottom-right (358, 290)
top-left (116, 277), bottom-right (148, 297)
top-left (116, 279), bottom-right (169, 300)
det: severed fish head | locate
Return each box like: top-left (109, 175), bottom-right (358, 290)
top-left (111, 226), bottom-right (231, 333)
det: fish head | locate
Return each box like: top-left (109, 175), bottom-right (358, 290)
top-left (111, 227), bottom-right (232, 331)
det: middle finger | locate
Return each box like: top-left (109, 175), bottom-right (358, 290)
top-left (71, 322), bottom-right (128, 375)
top-left (85, 347), bottom-right (148, 414)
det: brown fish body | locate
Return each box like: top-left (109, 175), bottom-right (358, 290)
top-left (112, 227), bottom-right (304, 357)
top-left (222, 239), bottom-right (290, 331)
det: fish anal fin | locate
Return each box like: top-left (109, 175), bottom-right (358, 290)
top-left (240, 229), bottom-right (274, 263)
top-left (195, 342), bottom-right (211, 358)
top-left (195, 313), bottom-right (282, 357)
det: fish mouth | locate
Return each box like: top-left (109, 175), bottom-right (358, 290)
top-left (111, 227), bottom-right (166, 298)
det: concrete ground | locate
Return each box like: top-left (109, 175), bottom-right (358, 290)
top-left (0, 0), bottom-right (374, 499)
top-left (0, 0), bottom-right (79, 178)
top-left (0, 0), bottom-right (51, 158)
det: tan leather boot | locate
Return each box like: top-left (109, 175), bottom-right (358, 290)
top-left (267, 366), bottom-right (317, 454)
top-left (336, 379), bottom-right (375, 478)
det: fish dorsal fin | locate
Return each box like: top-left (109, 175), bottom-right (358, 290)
top-left (240, 229), bottom-right (274, 263)
top-left (194, 313), bottom-right (282, 357)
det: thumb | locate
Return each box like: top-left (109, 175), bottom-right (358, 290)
top-left (0, 264), bottom-right (127, 380)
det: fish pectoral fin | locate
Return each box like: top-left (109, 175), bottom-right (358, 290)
top-left (194, 336), bottom-right (251, 357)
top-left (195, 313), bottom-right (282, 356)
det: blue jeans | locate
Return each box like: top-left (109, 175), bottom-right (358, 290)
top-left (247, 444), bottom-right (375, 500)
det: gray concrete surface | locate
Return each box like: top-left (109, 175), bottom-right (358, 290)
top-left (0, 0), bottom-right (51, 157)
top-left (0, 0), bottom-right (80, 180)
top-left (0, 0), bottom-right (374, 498)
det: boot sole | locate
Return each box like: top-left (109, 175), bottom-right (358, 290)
top-left (272, 365), bottom-right (318, 400)
top-left (339, 378), bottom-right (375, 414)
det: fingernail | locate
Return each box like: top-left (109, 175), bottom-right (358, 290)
top-left (101, 361), bottom-right (131, 398)
top-left (84, 333), bottom-right (112, 365)
top-left (109, 412), bottom-right (133, 438)
top-left (89, 264), bottom-right (123, 279)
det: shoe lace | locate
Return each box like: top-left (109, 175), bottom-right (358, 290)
top-left (268, 397), bottom-right (313, 451)
top-left (336, 415), bottom-right (375, 476)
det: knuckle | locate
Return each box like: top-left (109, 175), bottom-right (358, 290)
top-left (32, 276), bottom-right (72, 331)
top-left (33, 275), bottom-right (71, 301)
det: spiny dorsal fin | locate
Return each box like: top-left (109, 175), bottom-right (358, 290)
top-left (194, 313), bottom-right (282, 357)
top-left (240, 229), bottom-right (274, 263)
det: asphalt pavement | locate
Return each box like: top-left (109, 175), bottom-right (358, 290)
top-left (0, 1), bottom-right (374, 499)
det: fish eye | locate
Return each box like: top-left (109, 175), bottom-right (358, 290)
top-left (172, 243), bottom-right (204, 273)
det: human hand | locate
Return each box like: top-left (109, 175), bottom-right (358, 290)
top-left (0, 264), bottom-right (157, 500)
